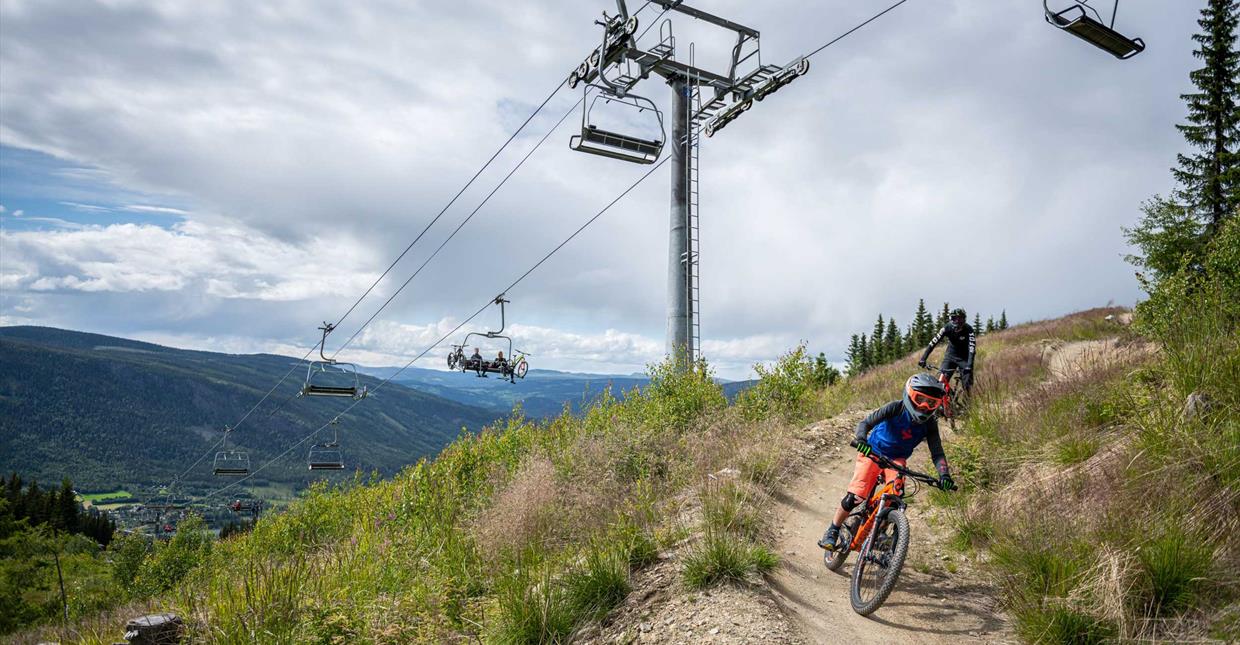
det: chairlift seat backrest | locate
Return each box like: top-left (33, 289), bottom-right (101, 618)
top-left (308, 443), bottom-right (344, 470)
top-left (1046, 4), bottom-right (1144, 59)
top-left (213, 451), bottom-right (250, 476)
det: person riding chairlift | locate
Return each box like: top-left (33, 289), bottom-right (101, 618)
top-left (470, 347), bottom-right (484, 377)
top-left (494, 350), bottom-right (515, 383)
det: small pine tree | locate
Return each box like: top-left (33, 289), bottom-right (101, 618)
top-left (884, 318), bottom-right (901, 363)
top-left (871, 315), bottom-right (886, 364)
top-left (986, 316), bottom-right (996, 333)
top-left (859, 334), bottom-right (871, 370)
top-left (936, 303), bottom-right (950, 330)
top-left (845, 334), bottom-right (863, 376)
top-left (913, 299), bottom-right (934, 346)
top-left (999, 310), bottom-right (1008, 330)
top-left (56, 479), bottom-right (78, 533)
top-left (973, 312), bottom-right (982, 333)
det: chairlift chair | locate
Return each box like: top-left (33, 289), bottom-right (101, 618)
top-left (308, 419), bottom-right (345, 471)
top-left (212, 426), bottom-right (250, 476)
top-left (570, 85), bottom-right (665, 164)
top-left (450, 296), bottom-right (531, 382)
top-left (1044, 1), bottom-right (1145, 59)
top-left (301, 322), bottom-right (368, 399)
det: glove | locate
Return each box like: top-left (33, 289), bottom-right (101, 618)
top-left (855, 440), bottom-right (873, 457)
top-left (917, 359), bottom-right (927, 369)
top-left (939, 474), bottom-right (956, 491)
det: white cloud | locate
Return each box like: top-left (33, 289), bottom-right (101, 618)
top-left (4, 220), bottom-right (379, 300)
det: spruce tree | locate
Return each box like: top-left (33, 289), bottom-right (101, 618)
top-left (884, 318), bottom-right (901, 362)
top-left (913, 299), bottom-right (933, 345)
top-left (845, 334), bottom-right (862, 375)
top-left (57, 479), bottom-right (79, 533)
top-left (936, 303), bottom-right (950, 330)
top-left (973, 312), bottom-right (983, 333)
top-left (1174, 0), bottom-right (1240, 232)
top-left (858, 334), bottom-right (870, 370)
top-left (871, 315), bottom-right (886, 364)
top-left (999, 310), bottom-right (1008, 330)
top-left (986, 316), bottom-right (996, 333)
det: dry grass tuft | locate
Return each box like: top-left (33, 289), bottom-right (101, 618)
top-left (470, 457), bottom-right (562, 556)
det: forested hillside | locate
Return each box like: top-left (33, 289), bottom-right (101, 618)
top-left (0, 327), bottom-right (500, 495)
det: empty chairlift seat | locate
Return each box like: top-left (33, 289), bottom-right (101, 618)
top-left (213, 450), bottom-right (250, 476)
top-left (213, 426), bottom-right (249, 476)
top-left (570, 87), bottom-right (665, 164)
top-left (308, 443), bottom-right (344, 471)
top-left (1044, 1), bottom-right (1145, 59)
top-left (301, 360), bottom-right (366, 398)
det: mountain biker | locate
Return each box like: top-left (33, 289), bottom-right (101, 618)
top-left (918, 307), bottom-right (976, 393)
top-left (818, 374), bottom-right (956, 551)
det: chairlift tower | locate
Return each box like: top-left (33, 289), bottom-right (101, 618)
top-left (568, 0), bottom-right (809, 365)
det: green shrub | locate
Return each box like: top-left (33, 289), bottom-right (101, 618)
top-left (1013, 604), bottom-right (1116, 645)
top-left (737, 344), bottom-right (824, 421)
top-left (639, 357), bottom-right (726, 431)
top-left (1136, 527), bottom-right (1213, 616)
top-left (563, 544), bottom-right (630, 622)
top-left (681, 532), bottom-right (777, 589)
top-left (108, 531), bottom-right (151, 596)
top-left (490, 564), bottom-right (577, 645)
top-left (133, 514), bottom-right (211, 596)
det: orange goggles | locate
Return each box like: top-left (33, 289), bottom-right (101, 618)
top-left (907, 388), bottom-right (944, 412)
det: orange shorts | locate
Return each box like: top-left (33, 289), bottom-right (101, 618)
top-left (847, 453), bottom-right (906, 498)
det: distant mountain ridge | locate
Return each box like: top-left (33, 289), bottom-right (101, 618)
top-left (0, 326), bottom-right (501, 496)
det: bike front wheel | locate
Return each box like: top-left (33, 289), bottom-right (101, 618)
top-left (515, 359), bottom-right (528, 379)
top-left (849, 507), bottom-right (910, 616)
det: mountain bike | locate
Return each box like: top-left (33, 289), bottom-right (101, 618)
top-left (937, 368), bottom-right (969, 429)
top-left (823, 440), bottom-right (952, 615)
top-left (921, 357), bottom-right (970, 429)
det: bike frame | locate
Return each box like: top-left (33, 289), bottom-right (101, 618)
top-left (847, 474), bottom-right (904, 552)
top-left (845, 451), bottom-right (941, 551)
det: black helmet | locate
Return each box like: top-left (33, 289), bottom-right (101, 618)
top-left (949, 307), bottom-right (967, 330)
top-left (902, 373), bottom-right (946, 424)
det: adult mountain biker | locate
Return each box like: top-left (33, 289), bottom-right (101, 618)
top-left (918, 307), bottom-right (976, 393)
top-left (818, 374), bottom-right (956, 551)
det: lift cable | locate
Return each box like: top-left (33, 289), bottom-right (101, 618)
top-left (803, 0), bottom-right (916, 60)
top-left (327, 96), bottom-right (584, 362)
top-left (202, 155), bottom-right (670, 502)
top-left (143, 79), bottom-right (568, 508)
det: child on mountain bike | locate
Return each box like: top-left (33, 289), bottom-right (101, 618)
top-left (818, 374), bottom-right (956, 551)
top-left (918, 307), bottom-right (976, 393)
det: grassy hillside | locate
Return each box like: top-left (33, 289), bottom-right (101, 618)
top-left (16, 270), bottom-right (1239, 643)
top-left (364, 365), bottom-right (755, 418)
top-left (0, 327), bottom-right (501, 495)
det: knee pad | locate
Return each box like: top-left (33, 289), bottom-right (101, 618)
top-left (840, 492), bottom-right (861, 512)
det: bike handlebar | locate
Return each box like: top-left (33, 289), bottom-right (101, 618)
top-left (849, 439), bottom-right (944, 489)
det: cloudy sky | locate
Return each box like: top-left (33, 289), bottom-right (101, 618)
top-left (0, 0), bottom-right (1201, 379)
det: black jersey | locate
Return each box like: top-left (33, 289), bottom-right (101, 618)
top-left (920, 324), bottom-right (976, 365)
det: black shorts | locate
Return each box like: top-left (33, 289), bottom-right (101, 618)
top-left (939, 357), bottom-right (972, 387)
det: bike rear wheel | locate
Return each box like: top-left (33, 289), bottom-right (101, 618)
top-left (849, 507), bottom-right (910, 616)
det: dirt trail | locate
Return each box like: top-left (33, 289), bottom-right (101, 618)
top-left (767, 415), bottom-right (1014, 645)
